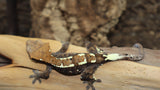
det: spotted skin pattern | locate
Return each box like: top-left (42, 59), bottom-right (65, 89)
top-left (27, 40), bottom-right (144, 90)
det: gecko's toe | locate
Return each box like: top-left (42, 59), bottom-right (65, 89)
top-left (32, 78), bottom-right (36, 84)
top-left (95, 79), bottom-right (102, 82)
top-left (86, 85), bottom-right (90, 90)
top-left (29, 75), bottom-right (35, 78)
top-left (91, 86), bottom-right (96, 90)
top-left (83, 81), bottom-right (87, 84)
top-left (29, 70), bottom-right (44, 84)
top-left (84, 81), bottom-right (95, 90)
top-left (32, 69), bottom-right (40, 74)
top-left (83, 79), bottom-right (101, 90)
top-left (38, 78), bottom-right (41, 83)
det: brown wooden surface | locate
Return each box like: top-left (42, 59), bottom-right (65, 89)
top-left (0, 35), bottom-right (160, 90)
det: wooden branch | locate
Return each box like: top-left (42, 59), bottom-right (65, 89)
top-left (0, 35), bottom-right (160, 90)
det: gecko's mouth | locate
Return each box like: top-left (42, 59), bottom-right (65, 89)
top-left (0, 54), bottom-right (12, 67)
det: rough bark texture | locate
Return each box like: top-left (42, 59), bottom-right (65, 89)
top-left (109, 0), bottom-right (160, 49)
top-left (0, 0), bottom-right (160, 49)
top-left (0, 35), bottom-right (160, 90)
top-left (30, 0), bottom-right (126, 47)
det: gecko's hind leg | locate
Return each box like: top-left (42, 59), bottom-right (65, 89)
top-left (51, 42), bottom-right (70, 57)
top-left (56, 42), bottom-right (70, 53)
top-left (85, 42), bottom-right (103, 54)
top-left (29, 65), bottom-right (52, 84)
top-left (81, 64), bottom-right (101, 90)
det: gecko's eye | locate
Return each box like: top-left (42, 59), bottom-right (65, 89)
top-left (124, 54), bottom-right (128, 56)
top-left (129, 57), bottom-right (133, 60)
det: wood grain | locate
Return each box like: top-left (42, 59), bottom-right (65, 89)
top-left (0, 35), bottom-right (160, 90)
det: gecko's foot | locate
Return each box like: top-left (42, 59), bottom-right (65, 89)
top-left (29, 70), bottom-right (50, 84)
top-left (83, 79), bottom-right (101, 90)
top-left (29, 65), bottom-right (52, 84)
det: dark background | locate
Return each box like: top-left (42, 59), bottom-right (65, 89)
top-left (0, 0), bottom-right (159, 49)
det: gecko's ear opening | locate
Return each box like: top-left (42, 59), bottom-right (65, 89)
top-left (0, 54), bottom-right (12, 67)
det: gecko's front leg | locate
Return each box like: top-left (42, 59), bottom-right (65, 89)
top-left (29, 65), bottom-right (52, 84)
top-left (80, 42), bottom-right (103, 90)
top-left (81, 64), bottom-right (101, 90)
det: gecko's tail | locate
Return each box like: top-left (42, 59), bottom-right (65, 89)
top-left (103, 43), bottom-right (144, 61)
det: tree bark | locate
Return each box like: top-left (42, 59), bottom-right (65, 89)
top-left (30, 0), bottom-right (126, 47)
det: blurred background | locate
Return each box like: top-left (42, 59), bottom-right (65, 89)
top-left (0, 0), bottom-right (160, 49)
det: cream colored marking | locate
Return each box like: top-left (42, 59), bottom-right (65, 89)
top-left (76, 54), bottom-right (87, 65)
top-left (59, 63), bottom-right (64, 67)
top-left (51, 54), bottom-right (53, 57)
top-left (78, 58), bottom-right (87, 65)
top-left (89, 53), bottom-right (96, 63)
top-left (91, 60), bottom-right (96, 63)
top-left (49, 49), bottom-right (51, 52)
top-left (59, 58), bottom-right (66, 60)
top-left (104, 53), bottom-right (125, 61)
top-left (67, 56), bottom-right (73, 59)
top-left (103, 54), bottom-right (108, 57)
top-left (130, 54), bottom-right (133, 58)
top-left (67, 64), bottom-right (75, 67)
top-left (57, 56), bottom-right (73, 61)
top-left (52, 63), bottom-right (75, 68)
top-left (96, 47), bottom-right (103, 54)
top-left (93, 74), bottom-right (96, 80)
top-left (57, 58), bottom-right (66, 60)
top-left (89, 53), bottom-right (95, 56)
top-left (40, 59), bottom-right (43, 61)
top-left (78, 53), bottom-right (85, 56)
